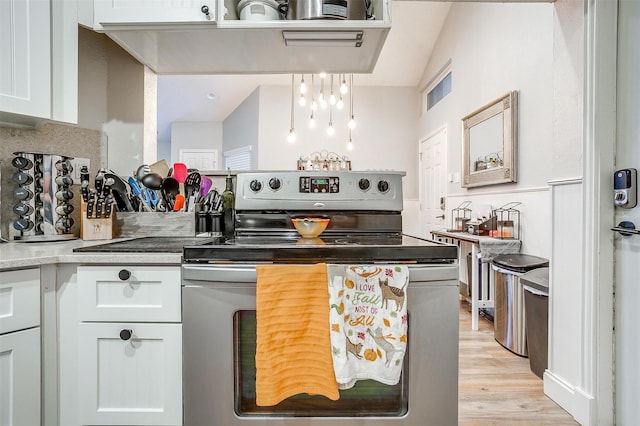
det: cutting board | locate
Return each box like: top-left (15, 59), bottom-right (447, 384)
top-left (149, 159), bottom-right (171, 178)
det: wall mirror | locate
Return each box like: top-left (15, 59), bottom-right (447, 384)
top-left (461, 91), bottom-right (518, 188)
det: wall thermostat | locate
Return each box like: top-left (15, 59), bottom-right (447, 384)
top-left (614, 168), bottom-right (637, 208)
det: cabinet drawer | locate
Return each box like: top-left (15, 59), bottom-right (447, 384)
top-left (77, 266), bottom-right (180, 322)
top-left (0, 268), bottom-right (40, 334)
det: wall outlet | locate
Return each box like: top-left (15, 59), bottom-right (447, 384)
top-left (69, 157), bottom-right (90, 185)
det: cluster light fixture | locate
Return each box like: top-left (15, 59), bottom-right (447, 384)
top-left (286, 73), bottom-right (356, 149)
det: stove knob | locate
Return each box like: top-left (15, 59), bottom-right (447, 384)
top-left (358, 178), bottom-right (370, 191)
top-left (249, 179), bottom-right (263, 192)
top-left (269, 177), bottom-right (282, 191)
top-left (377, 180), bottom-right (390, 193)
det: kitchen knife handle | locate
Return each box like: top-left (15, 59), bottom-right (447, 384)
top-left (86, 190), bottom-right (96, 219)
top-left (105, 195), bottom-right (114, 218)
top-left (96, 196), bottom-right (105, 218)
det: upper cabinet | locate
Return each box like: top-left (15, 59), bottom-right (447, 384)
top-left (82, 0), bottom-right (391, 74)
top-left (0, 0), bottom-right (78, 128)
top-left (92, 0), bottom-right (215, 28)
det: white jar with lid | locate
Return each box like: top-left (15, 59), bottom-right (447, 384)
top-left (237, 0), bottom-right (281, 21)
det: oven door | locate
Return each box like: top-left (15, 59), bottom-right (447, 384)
top-left (182, 264), bottom-right (459, 426)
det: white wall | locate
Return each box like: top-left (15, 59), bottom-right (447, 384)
top-left (615, 0), bottom-right (640, 423)
top-left (256, 85), bottom-right (421, 199)
top-left (223, 88), bottom-right (260, 169)
top-left (418, 2), bottom-right (554, 257)
top-left (171, 121), bottom-right (223, 167)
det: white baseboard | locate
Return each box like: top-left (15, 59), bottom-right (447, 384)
top-left (544, 370), bottom-right (594, 425)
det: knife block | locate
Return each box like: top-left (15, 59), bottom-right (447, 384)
top-left (80, 200), bottom-right (114, 240)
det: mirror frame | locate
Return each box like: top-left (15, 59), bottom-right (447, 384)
top-left (461, 91), bottom-right (518, 188)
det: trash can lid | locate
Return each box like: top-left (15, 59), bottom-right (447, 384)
top-left (491, 253), bottom-right (549, 273)
top-left (522, 267), bottom-right (549, 294)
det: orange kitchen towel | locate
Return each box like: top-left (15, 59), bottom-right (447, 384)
top-left (255, 263), bottom-right (339, 406)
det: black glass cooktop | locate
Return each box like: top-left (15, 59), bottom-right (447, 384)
top-left (183, 234), bottom-right (457, 264)
top-left (73, 234), bottom-right (457, 264)
top-left (73, 236), bottom-right (222, 253)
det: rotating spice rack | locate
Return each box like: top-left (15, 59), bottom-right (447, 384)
top-left (10, 151), bottom-right (77, 241)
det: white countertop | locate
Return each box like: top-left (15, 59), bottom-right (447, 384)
top-left (0, 238), bottom-right (182, 269)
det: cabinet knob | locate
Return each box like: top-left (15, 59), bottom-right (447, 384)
top-left (119, 329), bottom-right (133, 341)
top-left (201, 5), bottom-right (211, 18)
top-left (118, 269), bottom-right (131, 281)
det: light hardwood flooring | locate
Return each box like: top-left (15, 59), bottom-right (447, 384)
top-left (458, 302), bottom-right (578, 425)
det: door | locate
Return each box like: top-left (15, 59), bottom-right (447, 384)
top-left (179, 148), bottom-right (218, 171)
top-left (93, 0), bottom-right (211, 27)
top-left (0, 328), bottom-right (41, 426)
top-left (77, 322), bottom-right (182, 425)
top-left (419, 127), bottom-right (447, 238)
top-left (614, 1), bottom-right (640, 422)
top-left (0, 0), bottom-right (51, 119)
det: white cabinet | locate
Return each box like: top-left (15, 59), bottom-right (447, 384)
top-left (0, 268), bottom-right (41, 426)
top-left (76, 265), bottom-right (182, 426)
top-left (0, 0), bottom-right (51, 121)
top-left (0, 0), bottom-right (77, 127)
top-left (93, 0), bottom-right (214, 29)
top-left (85, 0), bottom-right (390, 74)
top-left (77, 322), bottom-right (182, 426)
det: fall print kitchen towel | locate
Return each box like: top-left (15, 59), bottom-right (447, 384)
top-left (327, 264), bottom-right (409, 390)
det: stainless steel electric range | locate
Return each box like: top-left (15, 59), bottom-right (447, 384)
top-left (181, 171), bottom-right (460, 426)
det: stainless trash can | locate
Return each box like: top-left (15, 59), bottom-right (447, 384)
top-left (491, 254), bottom-right (549, 356)
top-left (522, 267), bottom-right (549, 378)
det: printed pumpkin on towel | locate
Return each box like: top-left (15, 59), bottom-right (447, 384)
top-left (327, 264), bottom-right (409, 390)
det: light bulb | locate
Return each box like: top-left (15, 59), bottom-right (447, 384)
top-left (347, 140), bottom-right (354, 150)
top-left (319, 72), bottom-right (327, 79)
top-left (300, 77), bottom-right (307, 94)
top-left (327, 123), bottom-right (335, 136)
top-left (348, 116), bottom-right (356, 129)
top-left (309, 115), bottom-right (316, 128)
top-left (311, 100), bottom-right (317, 111)
top-left (329, 93), bottom-right (336, 105)
top-left (299, 94), bottom-right (306, 106)
top-left (336, 98), bottom-right (344, 110)
top-left (340, 81), bottom-right (348, 95)
top-left (287, 129), bottom-right (296, 143)
top-left (320, 98), bottom-right (327, 109)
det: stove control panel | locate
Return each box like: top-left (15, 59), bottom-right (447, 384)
top-left (299, 176), bottom-right (340, 193)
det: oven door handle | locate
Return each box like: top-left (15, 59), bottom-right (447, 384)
top-left (182, 264), bottom-right (258, 283)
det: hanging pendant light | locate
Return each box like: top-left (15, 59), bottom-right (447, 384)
top-left (347, 128), bottom-right (354, 150)
top-left (287, 74), bottom-right (296, 143)
top-left (329, 74), bottom-right (336, 106)
top-left (319, 75), bottom-right (327, 109)
top-left (327, 103), bottom-right (335, 136)
top-left (336, 92), bottom-right (344, 110)
top-left (348, 74), bottom-right (356, 130)
top-left (310, 74), bottom-right (317, 112)
top-left (300, 74), bottom-right (307, 94)
top-left (340, 74), bottom-right (348, 95)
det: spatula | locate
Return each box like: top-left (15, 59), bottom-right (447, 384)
top-left (185, 172), bottom-right (201, 211)
top-left (200, 176), bottom-right (213, 199)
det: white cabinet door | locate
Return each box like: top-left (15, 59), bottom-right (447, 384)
top-left (0, 0), bottom-right (51, 120)
top-left (94, 0), bottom-right (213, 27)
top-left (0, 328), bottom-right (41, 426)
top-left (78, 322), bottom-right (182, 426)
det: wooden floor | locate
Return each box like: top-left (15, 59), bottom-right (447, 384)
top-left (458, 302), bottom-right (578, 425)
